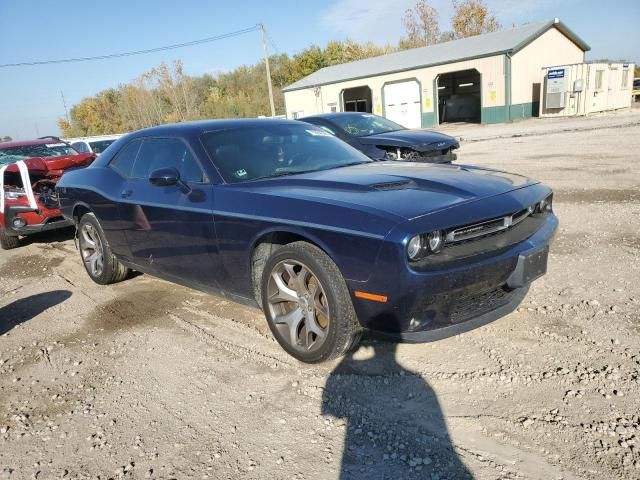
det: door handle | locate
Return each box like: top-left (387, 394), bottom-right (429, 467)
top-left (121, 189), bottom-right (133, 199)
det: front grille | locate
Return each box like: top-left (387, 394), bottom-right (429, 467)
top-left (446, 207), bottom-right (535, 244)
top-left (449, 286), bottom-right (515, 323)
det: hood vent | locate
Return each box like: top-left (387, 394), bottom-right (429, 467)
top-left (371, 180), bottom-right (416, 191)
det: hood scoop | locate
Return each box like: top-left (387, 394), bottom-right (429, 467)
top-left (370, 180), bottom-right (417, 191)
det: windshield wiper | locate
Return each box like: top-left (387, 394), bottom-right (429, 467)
top-left (250, 170), bottom-right (308, 181)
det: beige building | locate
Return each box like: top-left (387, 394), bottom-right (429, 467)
top-left (540, 62), bottom-right (635, 117)
top-left (283, 19), bottom-right (591, 127)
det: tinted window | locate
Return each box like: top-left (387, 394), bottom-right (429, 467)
top-left (201, 123), bottom-right (371, 184)
top-left (132, 137), bottom-right (204, 183)
top-left (89, 139), bottom-right (116, 154)
top-left (330, 114), bottom-right (406, 137)
top-left (72, 141), bottom-right (89, 153)
top-left (110, 139), bottom-right (143, 178)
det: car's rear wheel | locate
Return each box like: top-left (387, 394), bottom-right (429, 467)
top-left (78, 213), bottom-right (129, 285)
top-left (261, 241), bottom-right (362, 363)
top-left (0, 228), bottom-right (20, 250)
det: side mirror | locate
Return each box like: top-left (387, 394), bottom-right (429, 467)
top-left (149, 168), bottom-right (180, 187)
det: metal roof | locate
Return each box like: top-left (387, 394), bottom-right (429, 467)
top-left (283, 20), bottom-right (590, 92)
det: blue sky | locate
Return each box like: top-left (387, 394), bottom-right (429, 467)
top-left (1, 0), bottom-right (638, 139)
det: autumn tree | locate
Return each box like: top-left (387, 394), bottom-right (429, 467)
top-left (400, 1), bottom-right (441, 49)
top-left (451, 0), bottom-right (501, 39)
top-left (57, 40), bottom-right (398, 134)
top-left (1, 136), bottom-right (12, 142)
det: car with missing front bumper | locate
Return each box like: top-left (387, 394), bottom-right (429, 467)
top-left (0, 138), bottom-right (95, 249)
top-left (300, 112), bottom-right (459, 163)
top-left (56, 119), bottom-right (556, 363)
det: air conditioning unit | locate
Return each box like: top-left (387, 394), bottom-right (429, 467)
top-left (545, 68), bottom-right (566, 109)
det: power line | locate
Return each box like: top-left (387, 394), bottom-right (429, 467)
top-left (265, 30), bottom-right (281, 55)
top-left (0, 25), bottom-right (261, 68)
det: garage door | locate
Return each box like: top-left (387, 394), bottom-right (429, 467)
top-left (383, 81), bottom-right (421, 129)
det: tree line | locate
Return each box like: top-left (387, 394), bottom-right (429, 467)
top-left (57, 1), bottom-right (502, 136)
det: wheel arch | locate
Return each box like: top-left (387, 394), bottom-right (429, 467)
top-left (72, 202), bottom-right (94, 224)
top-left (249, 227), bottom-right (338, 305)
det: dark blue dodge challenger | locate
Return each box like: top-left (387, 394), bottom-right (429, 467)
top-left (56, 119), bottom-right (557, 363)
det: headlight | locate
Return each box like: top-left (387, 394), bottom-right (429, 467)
top-left (427, 231), bottom-right (443, 253)
top-left (4, 189), bottom-right (26, 200)
top-left (536, 194), bottom-right (553, 213)
top-left (407, 230), bottom-right (444, 261)
top-left (407, 235), bottom-right (423, 260)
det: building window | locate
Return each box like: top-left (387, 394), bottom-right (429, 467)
top-left (328, 103), bottom-right (337, 112)
top-left (595, 70), bottom-right (604, 90)
top-left (622, 69), bottom-right (629, 88)
top-left (291, 110), bottom-right (304, 119)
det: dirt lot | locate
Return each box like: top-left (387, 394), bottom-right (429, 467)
top-left (1, 110), bottom-right (640, 480)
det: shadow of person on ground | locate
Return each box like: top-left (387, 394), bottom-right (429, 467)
top-left (322, 339), bottom-right (472, 480)
top-left (0, 290), bottom-right (72, 335)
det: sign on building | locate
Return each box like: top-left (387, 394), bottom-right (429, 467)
top-left (545, 68), bottom-right (566, 109)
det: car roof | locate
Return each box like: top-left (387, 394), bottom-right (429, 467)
top-left (0, 138), bottom-right (66, 148)
top-left (66, 135), bottom-right (124, 143)
top-left (300, 112), bottom-right (375, 122)
top-left (127, 118), bottom-right (305, 138)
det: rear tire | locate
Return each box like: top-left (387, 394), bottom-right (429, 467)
top-left (78, 213), bottom-right (129, 285)
top-left (261, 241), bottom-right (362, 363)
top-left (0, 228), bottom-right (20, 250)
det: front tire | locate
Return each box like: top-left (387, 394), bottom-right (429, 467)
top-left (261, 241), bottom-right (362, 363)
top-left (78, 213), bottom-right (129, 285)
top-left (0, 228), bottom-right (20, 250)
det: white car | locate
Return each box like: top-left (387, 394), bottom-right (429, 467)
top-left (66, 135), bottom-right (123, 156)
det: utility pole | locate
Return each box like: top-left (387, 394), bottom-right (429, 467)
top-left (259, 23), bottom-right (276, 117)
top-left (60, 91), bottom-right (70, 123)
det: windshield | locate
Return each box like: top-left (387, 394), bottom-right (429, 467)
top-left (0, 143), bottom-right (78, 166)
top-left (202, 124), bottom-right (371, 183)
top-left (89, 139), bottom-right (116, 154)
top-left (330, 114), bottom-right (406, 137)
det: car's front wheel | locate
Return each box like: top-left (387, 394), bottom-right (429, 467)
top-left (0, 228), bottom-right (20, 250)
top-left (78, 213), bottom-right (129, 285)
top-left (261, 241), bottom-right (362, 363)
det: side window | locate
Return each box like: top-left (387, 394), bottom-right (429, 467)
top-left (109, 139), bottom-right (143, 178)
top-left (133, 137), bottom-right (205, 183)
top-left (595, 70), bottom-right (604, 90)
top-left (72, 141), bottom-right (88, 153)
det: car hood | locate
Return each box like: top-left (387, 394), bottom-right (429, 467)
top-left (357, 129), bottom-right (459, 151)
top-left (246, 162), bottom-right (537, 221)
top-left (2, 154), bottom-right (94, 178)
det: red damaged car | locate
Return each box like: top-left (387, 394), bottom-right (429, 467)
top-left (0, 137), bottom-right (95, 249)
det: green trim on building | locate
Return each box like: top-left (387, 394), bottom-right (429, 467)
top-left (421, 112), bottom-right (437, 128)
top-left (508, 102), bottom-right (539, 120)
top-left (481, 106), bottom-right (509, 124)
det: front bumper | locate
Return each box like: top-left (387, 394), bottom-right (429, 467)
top-left (351, 213), bottom-right (557, 342)
top-left (2, 205), bottom-right (73, 236)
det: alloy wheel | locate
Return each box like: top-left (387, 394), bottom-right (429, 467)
top-left (79, 223), bottom-right (104, 278)
top-left (266, 260), bottom-right (330, 353)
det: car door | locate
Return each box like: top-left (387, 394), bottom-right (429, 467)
top-left (118, 136), bottom-right (221, 290)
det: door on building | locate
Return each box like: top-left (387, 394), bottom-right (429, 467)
top-left (436, 69), bottom-right (481, 124)
top-left (342, 86), bottom-right (372, 113)
top-left (383, 80), bottom-right (422, 129)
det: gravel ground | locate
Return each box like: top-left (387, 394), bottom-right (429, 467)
top-left (1, 110), bottom-right (640, 480)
